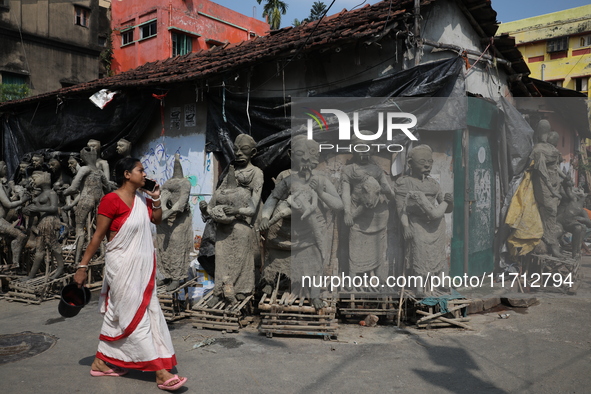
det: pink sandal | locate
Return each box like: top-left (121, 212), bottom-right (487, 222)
top-left (90, 366), bottom-right (128, 377)
top-left (157, 375), bottom-right (187, 391)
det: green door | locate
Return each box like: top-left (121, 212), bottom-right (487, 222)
top-left (450, 98), bottom-right (498, 276)
top-left (467, 131), bottom-right (495, 276)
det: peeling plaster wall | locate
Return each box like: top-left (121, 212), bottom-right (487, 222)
top-left (134, 86), bottom-right (214, 248)
top-left (0, 0), bottom-right (103, 95)
top-left (421, 1), bottom-right (511, 98)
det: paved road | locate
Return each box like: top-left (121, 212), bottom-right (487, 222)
top-left (1, 259), bottom-right (591, 394)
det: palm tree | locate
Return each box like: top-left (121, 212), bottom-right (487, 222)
top-left (256, 0), bottom-right (288, 30)
top-left (308, 1), bottom-right (327, 21)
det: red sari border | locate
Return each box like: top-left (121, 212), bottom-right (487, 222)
top-left (96, 351), bottom-right (177, 372)
top-left (99, 256), bottom-right (157, 342)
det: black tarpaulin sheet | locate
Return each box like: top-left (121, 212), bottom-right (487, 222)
top-left (498, 97), bottom-right (534, 177)
top-left (1, 90), bottom-right (158, 176)
top-left (206, 57), bottom-right (465, 173)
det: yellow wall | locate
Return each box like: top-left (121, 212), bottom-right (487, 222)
top-left (497, 5), bottom-right (591, 97)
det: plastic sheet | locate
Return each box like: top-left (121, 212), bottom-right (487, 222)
top-left (498, 97), bottom-right (534, 177)
top-left (505, 170), bottom-right (543, 256)
top-left (1, 90), bottom-right (158, 177)
top-left (205, 57), bottom-right (465, 178)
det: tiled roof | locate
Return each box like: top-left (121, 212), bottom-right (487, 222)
top-left (2, 0), bottom-right (508, 109)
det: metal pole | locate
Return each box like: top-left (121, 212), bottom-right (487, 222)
top-left (463, 129), bottom-right (470, 275)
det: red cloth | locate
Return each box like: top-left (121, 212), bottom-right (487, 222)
top-left (98, 192), bottom-right (153, 232)
top-left (96, 352), bottom-right (177, 372)
top-left (585, 208), bottom-right (591, 221)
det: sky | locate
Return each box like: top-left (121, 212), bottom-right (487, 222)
top-left (211, 0), bottom-right (591, 28)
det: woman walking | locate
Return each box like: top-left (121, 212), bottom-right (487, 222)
top-left (74, 157), bottom-right (187, 391)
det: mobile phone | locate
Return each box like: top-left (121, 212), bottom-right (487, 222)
top-left (143, 178), bottom-right (157, 192)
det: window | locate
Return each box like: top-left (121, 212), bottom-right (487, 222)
top-left (547, 37), bottom-right (568, 53)
top-left (140, 20), bottom-right (157, 40)
top-left (205, 38), bottom-right (225, 49)
top-left (579, 35), bottom-right (591, 48)
top-left (121, 29), bottom-right (134, 46)
top-left (549, 80), bottom-right (563, 88)
top-left (575, 77), bottom-right (588, 93)
top-left (75, 6), bottom-right (89, 27)
top-left (172, 33), bottom-right (192, 56)
top-left (1, 73), bottom-right (29, 101)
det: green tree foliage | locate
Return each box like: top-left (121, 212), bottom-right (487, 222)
top-left (256, 0), bottom-right (288, 30)
top-left (308, 1), bottom-right (327, 21)
top-left (292, 1), bottom-right (328, 27)
top-left (0, 83), bottom-right (29, 102)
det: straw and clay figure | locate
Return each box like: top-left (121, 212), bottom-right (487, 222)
top-left (156, 154), bottom-right (193, 292)
top-left (204, 134), bottom-right (263, 307)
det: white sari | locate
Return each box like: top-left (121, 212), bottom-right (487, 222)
top-left (96, 193), bottom-right (176, 371)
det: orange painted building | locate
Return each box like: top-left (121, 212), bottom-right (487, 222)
top-left (111, 0), bottom-right (269, 74)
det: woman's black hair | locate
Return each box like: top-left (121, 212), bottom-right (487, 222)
top-left (114, 157), bottom-right (141, 187)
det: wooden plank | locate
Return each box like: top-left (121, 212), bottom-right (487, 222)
top-left (258, 303), bottom-right (335, 314)
top-left (259, 329), bottom-right (335, 338)
top-left (190, 307), bottom-right (240, 316)
top-left (338, 308), bottom-right (399, 313)
top-left (416, 304), bottom-right (469, 324)
top-left (261, 320), bottom-right (337, 327)
top-left (6, 291), bottom-right (38, 299)
top-left (426, 315), bottom-right (471, 330)
top-left (279, 292), bottom-right (288, 305)
top-left (258, 293), bottom-right (268, 308)
top-left (232, 294), bottom-right (253, 311)
top-left (417, 317), bottom-right (470, 324)
top-left (3, 296), bottom-right (41, 305)
top-left (416, 310), bottom-right (472, 329)
top-left (260, 312), bottom-right (337, 319)
top-left (192, 321), bottom-right (239, 330)
top-left (260, 324), bottom-right (337, 331)
top-left (187, 313), bottom-right (240, 322)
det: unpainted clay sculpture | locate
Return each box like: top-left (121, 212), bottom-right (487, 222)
top-left (205, 134), bottom-right (263, 307)
top-left (63, 147), bottom-right (110, 266)
top-left (87, 139), bottom-right (110, 180)
top-left (260, 135), bottom-right (343, 309)
top-left (558, 181), bottom-right (591, 259)
top-left (0, 161), bottom-right (29, 269)
top-left (530, 128), bottom-right (566, 257)
top-left (116, 138), bottom-right (132, 158)
top-left (258, 170), bottom-right (292, 295)
top-left (341, 138), bottom-right (394, 281)
top-left (156, 154), bottom-right (193, 291)
top-left (395, 145), bottom-right (453, 293)
top-left (23, 171), bottom-right (64, 279)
